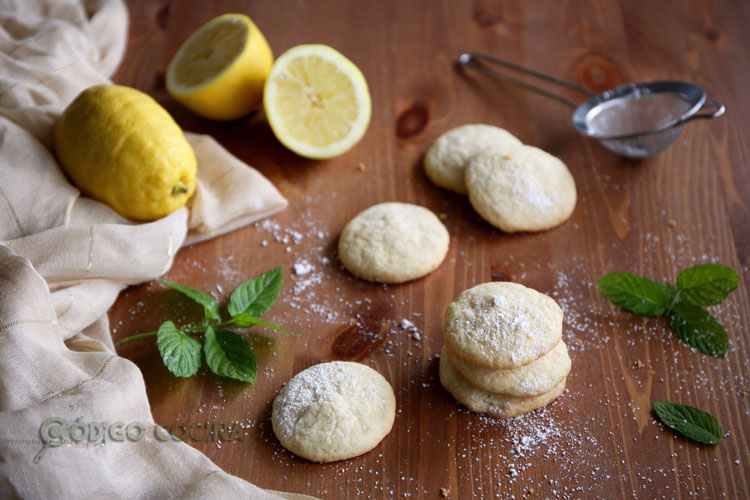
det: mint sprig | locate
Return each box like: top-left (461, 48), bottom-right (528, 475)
top-left (653, 400), bottom-right (723, 445)
top-left (115, 267), bottom-right (294, 383)
top-left (597, 263), bottom-right (738, 356)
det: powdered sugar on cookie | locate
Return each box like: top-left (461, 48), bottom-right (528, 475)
top-left (444, 282), bottom-right (563, 369)
top-left (272, 361), bottom-right (396, 463)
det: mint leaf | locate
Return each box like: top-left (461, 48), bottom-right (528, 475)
top-left (159, 279), bottom-right (220, 323)
top-left (597, 272), bottom-right (674, 317)
top-left (233, 312), bottom-right (296, 335)
top-left (653, 400), bottom-right (722, 444)
top-left (228, 267), bottom-right (283, 318)
top-left (203, 327), bottom-right (257, 383)
top-left (118, 269), bottom-right (295, 386)
top-left (676, 264), bottom-right (739, 307)
top-left (156, 321), bottom-right (202, 378)
top-left (668, 300), bottom-right (729, 356)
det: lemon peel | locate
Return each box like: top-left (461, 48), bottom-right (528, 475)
top-left (166, 13), bottom-right (273, 121)
top-left (54, 84), bottom-right (197, 221)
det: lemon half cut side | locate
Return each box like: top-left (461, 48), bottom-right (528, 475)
top-left (263, 44), bottom-right (372, 159)
top-left (166, 13), bottom-right (273, 120)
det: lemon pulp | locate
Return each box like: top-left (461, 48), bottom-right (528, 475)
top-left (166, 14), bottom-right (273, 120)
top-left (169, 20), bottom-right (246, 88)
top-left (263, 44), bottom-right (371, 159)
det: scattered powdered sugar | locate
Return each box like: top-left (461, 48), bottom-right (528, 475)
top-left (400, 318), bottom-right (415, 330)
top-left (163, 198), bottom-right (748, 499)
top-left (510, 170), bottom-right (555, 211)
top-left (293, 259), bottom-right (314, 276)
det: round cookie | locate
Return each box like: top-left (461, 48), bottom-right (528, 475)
top-left (443, 281), bottom-right (563, 370)
top-left (447, 341), bottom-right (571, 397)
top-left (424, 124), bottom-right (522, 195)
top-left (272, 361), bottom-right (396, 463)
top-left (439, 348), bottom-right (566, 418)
top-left (465, 145), bottom-right (577, 232)
top-left (338, 202), bottom-right (449, 283)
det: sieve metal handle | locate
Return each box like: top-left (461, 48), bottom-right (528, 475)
top-left (457, 52), bottom-right (595, 110)
top-left (683, 99), bottom-right (726, 122)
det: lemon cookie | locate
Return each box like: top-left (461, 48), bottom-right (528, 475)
top-left (443, 282), bottom-right (563, 370)
top-left (424, 124), bottom-right (522, 195)
top-left (338, 202), bottom-right (449, 283)
top-left (465, 145), bottom-right (576, 232)
top-left (272, 361), bottom-right (396, 463)
top-left (440, 348), bottom-right (566, 418)
top-left (446, 341), bottom-right (570, 397)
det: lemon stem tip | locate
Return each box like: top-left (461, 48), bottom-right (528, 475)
top-left (172, 181), bottom-right (190, 196)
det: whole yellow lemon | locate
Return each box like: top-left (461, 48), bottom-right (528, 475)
top-left (54, 84), bottom-right (197, 221)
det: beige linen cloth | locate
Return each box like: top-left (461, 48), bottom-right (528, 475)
top-left (0, 1), bottom-right (316, 498)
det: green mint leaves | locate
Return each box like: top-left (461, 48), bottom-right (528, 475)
top-left (597, 264), bottom-right (738, 356)
top-left (159, 279), bottom-right (221, 323)
top-left (204, 327), bottom-right (258, 383)
top-left (653, 401), bottom-right (723, 445)
top-left (668, 301), bottom-right (730, 356)
top-left (599, 266), bottom-right (733, 447)
top-left (228, 267), bottom-right (283, 318)
top-left (156, 321), bottom-right (202, 378)
top-left (596, 272), bottom-right (674, 317)
top-left (116, 267), bottom-right (293, 383)
top-left (675, 264), bottom-right (739, 307)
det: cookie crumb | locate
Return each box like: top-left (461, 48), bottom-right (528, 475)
top-left (575, 338), bottom-right (583, 346)
top-left (527, 487), bottom-right (535, 495)
top-left (635, 359), bottom-right (644, 368)
top-left (440, 487), bottom-right (450, 497)
top-left (438, 212), bottom-right (448, 221)
top-left (356, 162), bottom-right (366, 171)
top-left (667, 219), bottom-right (677, 228)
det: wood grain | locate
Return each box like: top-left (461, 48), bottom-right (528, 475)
top-left (110, 1), bottom-right (750, 498)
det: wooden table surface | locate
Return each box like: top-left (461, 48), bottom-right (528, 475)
top-left (110, 1), bottom-right (750, 498)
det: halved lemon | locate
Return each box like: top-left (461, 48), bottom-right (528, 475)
top-left (263, 44), bottom-right (371, 159)
top-left (166, 13), bottom-right (272, 120)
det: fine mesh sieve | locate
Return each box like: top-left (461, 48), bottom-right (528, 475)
top-left (457, 53), bottom-right (725, 159)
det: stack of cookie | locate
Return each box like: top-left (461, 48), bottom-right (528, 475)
top-left (424, 124), bottom-right (577, 233)
top-left (439, 281), bottom-right (571, 418)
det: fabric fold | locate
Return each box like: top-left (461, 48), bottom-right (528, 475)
top-left (0, 0), bottom-right (309, 498)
